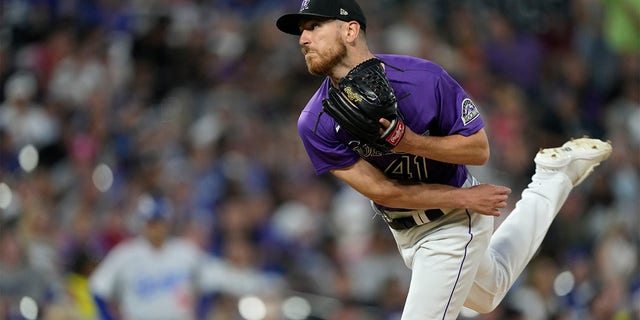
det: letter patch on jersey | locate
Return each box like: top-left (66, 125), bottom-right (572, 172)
top-left (461, 98), bottom-right (479, 126)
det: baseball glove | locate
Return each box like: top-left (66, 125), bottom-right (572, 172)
top-left (322, 58), bottom-right (405, 153)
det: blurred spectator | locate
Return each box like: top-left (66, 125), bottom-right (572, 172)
top-left (0, 222), bottom-right (55, 320)
top-left (0, 70), bottom-right (59, 149)
top-left (508, 256), bottom-right (561, 320)
top-left (601, 0), bottom-right (640, 55)
top-left (482, 10), bottom-right (543, 95)
top-left (63, 249), bottom-right (100, 320)
top-left (89, 193), bottom-right (214, 320)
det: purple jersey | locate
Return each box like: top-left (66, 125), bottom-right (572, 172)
top-left (298, 54), bottom-right (484, 190)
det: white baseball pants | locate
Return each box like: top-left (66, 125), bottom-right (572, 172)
top-left (391, 171), bottom-right (573, 320)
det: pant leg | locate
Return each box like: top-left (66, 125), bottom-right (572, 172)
top-left (396, 209), bottom-right (494, 320)
top-left (464, 172), bottom-right (573, 313)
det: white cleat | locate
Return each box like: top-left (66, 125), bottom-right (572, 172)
top-left (534, 137), bottom-right (612, 186)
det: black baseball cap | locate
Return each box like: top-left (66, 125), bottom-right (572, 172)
top-left (276, 0), bottom-right (367, 35)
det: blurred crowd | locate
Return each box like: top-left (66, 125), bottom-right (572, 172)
top-left (0, 0), bottom-right (638, 319)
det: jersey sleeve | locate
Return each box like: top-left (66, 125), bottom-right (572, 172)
top-left (435, 70), bottom-right (484, 136)
top-left (297, 104), bottom-right (360, 176)
top-left (89, 244), bottom-right (128, 300)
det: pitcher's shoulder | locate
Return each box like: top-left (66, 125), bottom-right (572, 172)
top-left (376, 54), bottom-right (445, 73)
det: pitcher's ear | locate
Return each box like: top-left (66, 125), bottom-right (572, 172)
top-left (344, 21), bottom-right (361, 42)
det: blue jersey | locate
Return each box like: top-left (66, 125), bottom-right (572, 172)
top-left (298, 54), bottom-right (484, 190)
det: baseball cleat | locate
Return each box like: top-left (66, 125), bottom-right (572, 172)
top-left (534, 137), bottom-right (612, 186)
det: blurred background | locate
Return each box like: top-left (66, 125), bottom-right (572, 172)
top-left (0, 0), bottom-right (638, 319)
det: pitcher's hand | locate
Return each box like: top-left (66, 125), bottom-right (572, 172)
top-left (463, 184), bottom-right (512, 216)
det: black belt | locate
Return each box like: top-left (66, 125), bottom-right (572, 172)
top-left (386, 209), bottom-right (445, 230)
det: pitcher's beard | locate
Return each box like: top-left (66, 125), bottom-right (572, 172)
top-left (305, 43), bottom-right (347, 77)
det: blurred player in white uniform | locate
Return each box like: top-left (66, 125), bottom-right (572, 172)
top-left (90, 194), bottom-right (210, 320)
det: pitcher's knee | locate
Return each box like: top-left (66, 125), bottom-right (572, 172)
top-left (463, 287), bottom-right (505, 314)
top-left (468, 300), bottom-right (501, 314)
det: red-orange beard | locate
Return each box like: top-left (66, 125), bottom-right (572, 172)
top-left (302, 42), bottom-right (347, 76)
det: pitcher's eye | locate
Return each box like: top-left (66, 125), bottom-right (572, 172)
top-left (302, 23), bottom-right (320, 31)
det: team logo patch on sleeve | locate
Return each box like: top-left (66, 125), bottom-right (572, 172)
top-left (461, 98), bottom-right (480, 126)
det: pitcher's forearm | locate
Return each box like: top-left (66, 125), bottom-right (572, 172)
top-left (366, 181), bottom-right (467, 209)
top-left (394, 129), bottom-right (489, 165)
